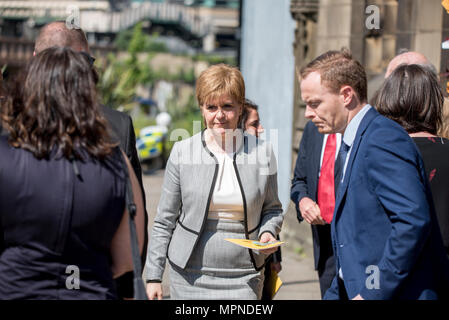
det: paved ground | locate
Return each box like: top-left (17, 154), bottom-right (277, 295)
top-left (142, 170), bottom-right (321, 300)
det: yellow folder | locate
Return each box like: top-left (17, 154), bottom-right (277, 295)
top-left (266, 270), bottom-right (283, 298)
top-left (224, 238), bottom-right (285, 250)
top-left (443, 0), bottom-right (449, 14)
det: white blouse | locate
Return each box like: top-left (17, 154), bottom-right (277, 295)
top-left (207, 151), bottom-right (244, 221)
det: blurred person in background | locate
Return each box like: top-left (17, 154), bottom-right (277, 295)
top-left (376, 64), bottom-right (449, 260)
top-left (242, 98), bottom-right (265, 137)
top-left (383, 50), bottom-right (449, 140)
top-left (0, 47), bottom-right (145, 299)
top-left (241, 99), bottom-right (282, 300)
top-left (384, 51), bottom-right (435, 78)
top-left (145, 64), bottom-right (283, 300)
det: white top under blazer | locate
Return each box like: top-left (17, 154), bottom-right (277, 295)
top-left (208, 151), bottom-right (244, 221)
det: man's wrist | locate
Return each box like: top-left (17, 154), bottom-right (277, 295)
top-left (299, 196), bottom-right (315, 210)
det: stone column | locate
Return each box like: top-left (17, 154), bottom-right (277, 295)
top-left (397, 0), bottom-right (443, 72)
top-left (363, 0), bottom-right (383, 74)
top-left (290, 0), bottom-right (319, 151)
top-left (382, 0), bottom-right (398, 67)
top-left (289, 0), bottom-right (319, 255)
top-left (414, 0), bottom-right (443, 72)
top-left (316, 0), bottom-right (353, 55)
top-left (439, 7), bottom-right (449, 91)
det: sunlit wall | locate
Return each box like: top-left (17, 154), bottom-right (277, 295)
top-left (240, 0), bottom-right (295, 213)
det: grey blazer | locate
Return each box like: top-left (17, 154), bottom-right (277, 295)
top-left (145, 130), bottom-right (283, 281)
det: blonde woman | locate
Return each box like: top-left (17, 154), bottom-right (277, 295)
top-left (145, 64), bottom-right (283, 300)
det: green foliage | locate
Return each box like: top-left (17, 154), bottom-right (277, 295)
top-left (153, 66), bottom-right (173, 82)
top-left (114, 23), bottom-right (168, 53)
top-left (96, 53), bottom-right (154, 111)
top-left (179, 67), bottom-right (196, 84)
top-left (146, 36), bottom-right (168, 53)
top-left (165, 94), bottom-right (202, 150)
top-left (114, 29), bottom-right (134, 51)
top-left (192, 53), bottom-right (236, 66)
top-left (98, 22), bottom-right (231, 156)
top-left (132, 112), bottom-right (157, 136)
top-left (294, 246), bottom-right (306, 258)
top-left (98, 23), bottom-right (159, 110)
top-left (166, 93), bottom-right (197, 122)
top-left (150, 66), bottom-right (196, 84)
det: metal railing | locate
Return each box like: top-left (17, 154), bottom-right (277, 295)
top-left (0, 1), bottom-right (238, 36)
top-left (0, 36), bottom-right (117, 66)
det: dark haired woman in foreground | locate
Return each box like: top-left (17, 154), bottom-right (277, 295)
top-left (0, 47), bottom-right (145, 299)
top-left (376, 64), bottom-right (449, 259)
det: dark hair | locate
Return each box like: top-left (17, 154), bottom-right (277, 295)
top-left (300, 48), bottom-right (367, 103)
top-left (376, 64), bottom-right (443, 135)
top-left (1, 47), bottom-right (116, 160)
top-left (240, 98), bottom-right (258, 128)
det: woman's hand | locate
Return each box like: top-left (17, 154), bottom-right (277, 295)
top-left (258, 232), bottom-right (279, 255)
top-left (146, 282), bottom-right (163, 300)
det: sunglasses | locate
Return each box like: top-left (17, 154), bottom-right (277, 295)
top-left (80, 51), bottom-right (96, 66)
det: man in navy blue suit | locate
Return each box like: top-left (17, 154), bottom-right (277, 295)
top-left (299, 49), bottom-right (449, 299)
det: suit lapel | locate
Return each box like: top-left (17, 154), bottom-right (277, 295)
top-left (311, 125), bottom-right (324, 187)
top-left (333, 108), bottom-right (380, 218)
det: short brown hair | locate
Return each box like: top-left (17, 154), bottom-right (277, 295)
top-left (195, 64), bottom-right (245, 107)
top-left (376, 64), bottom-right (443, 135)
top-left (300, 49), bottom-right (367, 103)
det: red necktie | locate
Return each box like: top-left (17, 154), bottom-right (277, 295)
top-left (317, 134), bottom-right (336, 223)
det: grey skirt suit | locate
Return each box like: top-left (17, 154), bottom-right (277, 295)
top-left (145, 130), bottom-right (283, 299)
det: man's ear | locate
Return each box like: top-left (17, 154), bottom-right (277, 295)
top-left (340, 85), bottom-right (354, 106)
top-left (33, 51), bottom-right (36, 56)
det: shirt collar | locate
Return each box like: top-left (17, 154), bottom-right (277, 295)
top-left (342, 104), bottom-right (372, 147)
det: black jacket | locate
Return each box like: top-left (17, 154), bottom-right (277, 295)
top-left (101, 105), bottom-right (148, 298)
top-left (290, 121), bottom-right (333, 271)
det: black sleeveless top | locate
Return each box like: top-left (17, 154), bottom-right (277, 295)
top-left (0, 136), bottom-right (126, 299)
top-left (413, 137), bottom-right (449, 256)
